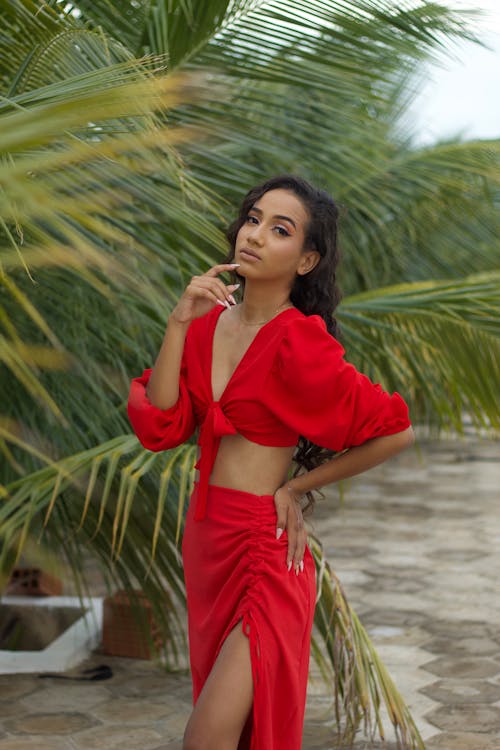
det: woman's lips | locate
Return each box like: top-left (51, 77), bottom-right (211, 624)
top-left (239, 249), bottom-right (260, 262)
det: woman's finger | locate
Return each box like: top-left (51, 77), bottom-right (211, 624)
top-left (191, 276), bottom-right (239, 307)
top-left (274, 490), bottom-right (289, 541)
top-left (290, 500), bottom-right (304, 574)
top-left (203, 263), bottom-right (240, 277)
top-left (286, 521), bottom-right (297, 572)
top-left (294, 529), bottom-right (307, 575)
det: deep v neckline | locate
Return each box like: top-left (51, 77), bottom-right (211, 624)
top-left (209, 304), bottom-right (296, 403)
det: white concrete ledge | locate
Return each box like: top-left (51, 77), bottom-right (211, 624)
top-left (0, 595), bottom-right (103, 674)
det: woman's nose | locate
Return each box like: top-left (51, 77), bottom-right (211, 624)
top-left (247, 223), bottom-right (263, 245)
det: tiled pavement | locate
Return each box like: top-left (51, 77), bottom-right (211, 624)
top-left (0, 436), bottom-right (498, 749)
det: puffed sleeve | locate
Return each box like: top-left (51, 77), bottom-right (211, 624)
top-left (264, 315), bottom-right (410, 451)
top-left (127, 352), bottom-right (196, 452)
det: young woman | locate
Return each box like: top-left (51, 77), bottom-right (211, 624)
top-left (127, 175), bottom-right (414, 750)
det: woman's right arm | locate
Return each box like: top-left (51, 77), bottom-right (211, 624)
top-left (145, 263), bottom-right (240, 409)
top-left (145, 317), bottom-right (190, 409)
top-left (127, 263), bottom-right (240, 449)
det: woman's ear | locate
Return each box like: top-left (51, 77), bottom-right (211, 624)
top-left (297, 249), bottom-right (321, 276)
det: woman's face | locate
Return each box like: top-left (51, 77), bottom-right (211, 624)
top-left (234, 189), bottom-right (317, 282)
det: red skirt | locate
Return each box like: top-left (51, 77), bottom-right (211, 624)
top-left (181, 482), bottom-right (317, 750)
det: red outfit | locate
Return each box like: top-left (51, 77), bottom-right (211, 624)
top-left (127, 305), bottom-right (410, 749)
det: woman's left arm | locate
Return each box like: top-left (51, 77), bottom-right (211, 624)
top-left (274, 426), bottom-right (415, 575)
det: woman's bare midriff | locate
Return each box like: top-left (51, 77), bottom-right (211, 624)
top-left (195, 432), bottom-right (297, 496)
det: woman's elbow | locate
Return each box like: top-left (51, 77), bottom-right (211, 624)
top-left (394, 425), bottom-right (415, 451)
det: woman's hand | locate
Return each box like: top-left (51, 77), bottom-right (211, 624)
top-left (274, 484), bottom-right (307, 575)
top-left (171, 263), bottom-right (240, 325)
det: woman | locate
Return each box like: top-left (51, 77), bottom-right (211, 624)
top-left (127, 175), bottom-right (414, 750)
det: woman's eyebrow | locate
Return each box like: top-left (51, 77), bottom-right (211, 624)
top-left (250, 206), bottom-right (297, 229)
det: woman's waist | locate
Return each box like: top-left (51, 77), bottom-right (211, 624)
top-left (197, 433), bottom-right (296, 497)
top-left (188, 480), bottom-right (279, 526)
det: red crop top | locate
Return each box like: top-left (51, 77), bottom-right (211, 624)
top-left (127, 305), bottom-right (411, 521)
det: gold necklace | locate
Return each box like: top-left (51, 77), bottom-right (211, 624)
top-left (238, 301), bottom-right (293, 326)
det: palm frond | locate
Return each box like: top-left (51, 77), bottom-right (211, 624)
top-left (0, 433), bottom-right (195, 667)
top-left (310, 533), bottom-right (425, 748)
top-left (338, 272), bottom-right (500, 431)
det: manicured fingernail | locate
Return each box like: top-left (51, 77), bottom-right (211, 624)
top-left (228, 295), bottom-right (236, 305)
top-left (230, 284), bottom-right (241, 290)
top-left (230, 263), bottom-right (240, 267)
top-left (216, 300), bottom-right (226, 307)
top-left (287, 560), bottom-right (292, 572)
top-left (299, 561), bottom-right (304, 573)
top-left (276, 527), bottom-right (284, 540)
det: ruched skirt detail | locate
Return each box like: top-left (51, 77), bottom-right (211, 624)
top-left (181, 482), bottom-right (317, 750)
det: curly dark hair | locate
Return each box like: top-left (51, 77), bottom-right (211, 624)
top-left (225, 174), bottom-right (342, 513)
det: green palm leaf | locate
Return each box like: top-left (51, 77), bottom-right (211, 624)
top-left (339, 273), bottom-right (500, 430)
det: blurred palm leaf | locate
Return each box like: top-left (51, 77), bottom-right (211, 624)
top-left (339, 273), bottom-right (500, 431)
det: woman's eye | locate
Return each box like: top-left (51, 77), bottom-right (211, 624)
top-left (245, 215), bottom-right (289, 236)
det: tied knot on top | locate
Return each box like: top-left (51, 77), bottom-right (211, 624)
top-left (194, 402), bottom-right (237, 521)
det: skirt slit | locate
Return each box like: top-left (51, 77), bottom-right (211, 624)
top-left (182, 482), bottom-right (316, 750)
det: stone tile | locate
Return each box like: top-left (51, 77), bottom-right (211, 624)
top-left (426, 703), bottom-right (500, 732)
top-left (19, 683), bottom-right (111, 712)
top-left (0, 740), bottom-right (70, 750)
top-left (304, 694), bottom-right (335, 722)
top-left (354, 591), bottom-right (432, 612)
top-left (363, 575), bottom-right (425, 594)
top-left (427, 544), bottom-right (489, 562)
top-left (91, 697), bottom-right (173, 723)
top-left (109, 672), bottom-right (191, 701)
top-left (325, 544), bottom-right (377, 559)
top-left (411, 717), bottom-right (441, 742)
top-left (422, 678), bottom-right (500, 704)
top-left (327, 569), bottom-right (372, 587)
top-left (327, 741), bottom-right (402, 750)
top-left (425, 733), bottom-right (500, 750)
top-left (360, 608), bottom-right (430, 629)
top-left (366, 624), bottom-right (430, 648)
top-left (3, 711), bottom-right (98, 735)
top-left (300, 723), bottom-right (340, 749)
top-left (423, 635), bottom-right (500, 656)
top-left (422, 656), bottom-right (500, 679)
top-left (72, 724), bottom-right (164, 749)
top-left (371, 644), bottom-right (431, 669)
top-left (423, 600), bottom-right (500, 624)
top-left (401, 691), bottom-right (439, 718)
top-left (421, 619), bottom-right (488, 640)
top-left (0, 675), bottom-right (39, 702)
top-left (161, 711), bottom-right (190, 737)
top-left (0, 701), bottom-right (23, 718)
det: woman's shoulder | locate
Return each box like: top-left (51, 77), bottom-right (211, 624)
top-left (270, 310), bottom-right (345, 383)
top-left (279, 309), bottom-right (343, 351)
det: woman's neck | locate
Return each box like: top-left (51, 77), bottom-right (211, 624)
top-left (238, 281), bottom-right (292, 325)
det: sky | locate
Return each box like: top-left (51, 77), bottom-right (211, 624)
top-left (406, 0), bottom-right (500, 144)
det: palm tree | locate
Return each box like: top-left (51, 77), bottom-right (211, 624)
top-left (1, 1), bottom-right (499, 746)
